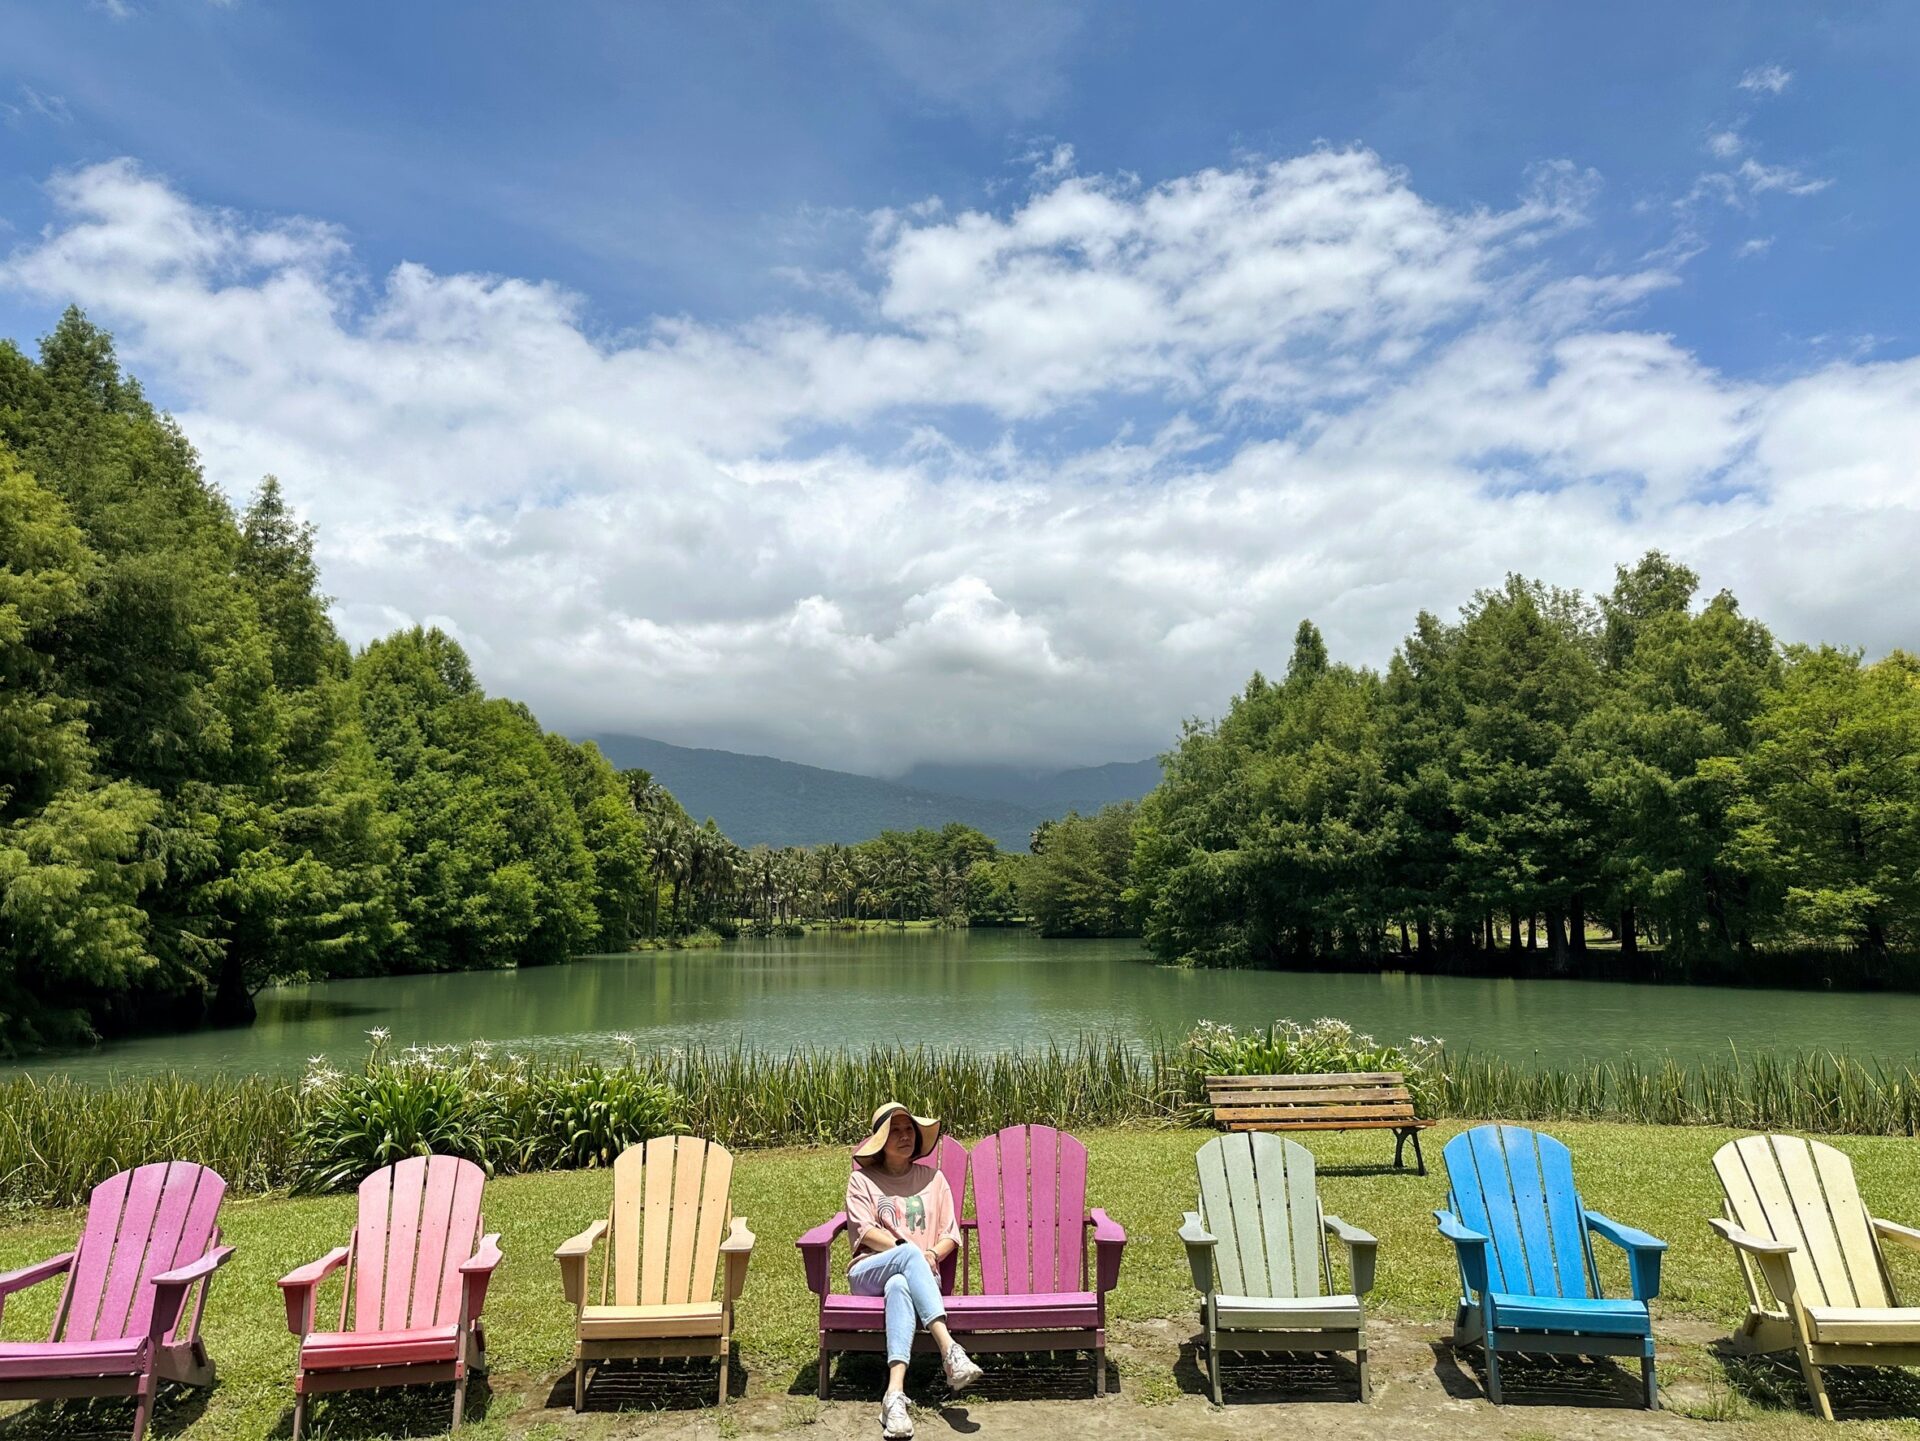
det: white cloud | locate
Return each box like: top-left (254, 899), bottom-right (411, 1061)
top-left (1706, 130), bottom-right (1743, 159)
top-left (1737, 157), bottom-right (1831, 197)
top-left (3, 153), bottom-right (1916, 772)
top-left (1738, 64), bottom-right (1793, 95)
top-left (1735, 236), bottom-right (1774, 259)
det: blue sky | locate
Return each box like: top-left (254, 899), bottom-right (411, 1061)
top-left (2, 2), bottom-right (1917, 770)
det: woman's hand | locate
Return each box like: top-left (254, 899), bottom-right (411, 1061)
top-left (922, 1246), bottom-right (941, 1270)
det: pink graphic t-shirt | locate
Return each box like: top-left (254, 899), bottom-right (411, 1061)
top-left (845, 1161), bottom-right (961, 1268)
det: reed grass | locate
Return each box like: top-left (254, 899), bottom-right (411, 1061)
top-left (4, 1039), bottom-right (1918, 1212)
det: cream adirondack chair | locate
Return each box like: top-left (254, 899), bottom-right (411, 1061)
top-left (1179, 1133), bottom-right (1377, 1403)
top-left (1711, 1134), bottom-right (1920, 1421)
top-left (554, 1136), bottom-right (754, 1409)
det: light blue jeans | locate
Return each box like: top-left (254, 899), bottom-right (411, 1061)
top-left (849, 1245), bottom-right (946, 1365)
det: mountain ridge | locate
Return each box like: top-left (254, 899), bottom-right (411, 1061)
top-left (582, 734), bottom-right (1160, 850)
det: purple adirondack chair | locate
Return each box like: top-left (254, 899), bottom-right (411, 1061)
top-left (797, 1124), bottom-right (1127, 1397)
top-left (0, 1161), bottom-right (233, 1441)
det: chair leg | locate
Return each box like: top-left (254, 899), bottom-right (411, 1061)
top-left (1208, 1328), bottom-right (1223, 1406)
top-left (1485, 1340), bottom-right (1503, 1405)
top-left (130, 1377), bottom-right (154, 1441)
top-left (452, 1370), bottom-right (468, 1429)
top-left (1094, 1340), bottom-right (1106, 1397)
top-left (1796, 1339), bottom-right (1835, 1421)
top-left (1642, 1352), bottom-right (1658, 1410)
top-left (291, 1391), bottom-right (307, 1441)
top-left (1357, 1344), bottom-right (1371, 1402)
top-left (574, 1358), bottom-right (586, 1411)
top-left (817, 1347), bottom-right (830, 1400)
top-left (718, 1342), bottom-right (731, 1406)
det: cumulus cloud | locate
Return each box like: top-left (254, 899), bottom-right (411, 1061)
top-left (3, 153), bottom-right (1916, 772)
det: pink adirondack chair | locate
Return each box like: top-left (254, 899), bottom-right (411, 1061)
top-left (278, 1154), bottom-right (502, 1440)
top-left (797, 1125), bottom-right (1127, 1397)
top-left (0, 1161), bottom-right (233, 1441)
top-left (798, 1134), bottom-right (969, 1397)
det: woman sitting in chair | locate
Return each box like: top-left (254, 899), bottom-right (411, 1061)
top-left (847, 1102), bottom-right (983, 1438)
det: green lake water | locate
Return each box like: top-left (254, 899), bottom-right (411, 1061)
top-left (13, 928), bottom-right (1915, 1082)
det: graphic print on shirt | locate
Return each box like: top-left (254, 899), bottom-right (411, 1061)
top-left (876, 1193), bottom-right (927, 1238)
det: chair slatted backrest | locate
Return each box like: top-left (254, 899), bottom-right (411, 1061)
top-left (1442, 1125), bottom-right (1594, 1300)
top-left (971, 1124), bottom-right (1088, 1296)
top-left (353, 1155), bottom-right (486, 1332)
top-left (62, 1162), bottom-right (227, 1344)
top-left (1713, 1135), bottom-right (1892, 1311)
top-left (601, 1136), bottom-right (735, 1307)
top-left (1195, 1133), bottom-right (1325, 1300)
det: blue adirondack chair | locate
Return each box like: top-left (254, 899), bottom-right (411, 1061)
top-left (1434, 1125), bottom-right (1667, 1408)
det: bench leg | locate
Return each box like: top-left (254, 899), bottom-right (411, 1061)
top-left (1393, 1128), bottom-right (1427, 1175)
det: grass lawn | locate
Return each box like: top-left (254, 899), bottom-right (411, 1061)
top-left (4, 1121), bottom-right (1920, 1438)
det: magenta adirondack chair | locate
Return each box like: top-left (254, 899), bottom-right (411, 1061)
top-left (0, 1161), bottom-right (233, 1441)
top-left (278, 1154), bottom-right (502, 1439)
top-left (797, 1125), bottom-right (1126, 1397)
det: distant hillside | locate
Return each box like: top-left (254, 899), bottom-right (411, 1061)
top-left (582, 736), bottom-right (1160, 850)
top-left (896, 758), bottom-right (1162, 816)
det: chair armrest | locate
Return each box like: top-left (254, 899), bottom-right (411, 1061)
top-left (1090, 1208), bottom-right (1126, 1294)
top-left (721, 1218), bottom-right (754, 1303)
top-left (796, 1212), bottom-right (847, 1297)
top-left (0, 1251), bottom-right (74, 1330)
top-left (1585, 1209), bottom-right (1666, 1301)
top-left (279, 1246), bottom-right (351, 1338)
top-left (0, 1252), bottom-right (74, 1300)
top-left (1709, 1216), bottom-right (1801, 1311)
top-left (459, 1233), bottom-right (503, 1323)
top-left (1179, 1211), bottom-right (1216, 1294)
top-left (149, 1246), bottom-right (235, 1342)
top-left (1435, 1210), bottom-right (1490, 1297)
top-left (1873, 1217), bottom-right (1920, 1252)
top-left (1324, 1214), bottom-right (1378, 1298)
top-left (555, 1219), bottom-right (608, 1309)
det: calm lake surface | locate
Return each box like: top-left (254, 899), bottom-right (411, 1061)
top-left (16, 928), bottom-right (1917, 1082)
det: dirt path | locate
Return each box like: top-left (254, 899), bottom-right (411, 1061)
top-left (496, 1317), bottom-right (1864, 1441)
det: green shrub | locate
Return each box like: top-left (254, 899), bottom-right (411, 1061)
top-left (1181, 1017), bottom-right (1445, 1115)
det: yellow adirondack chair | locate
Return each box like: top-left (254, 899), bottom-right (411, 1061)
top-left (1710, 1133), bottom-right (1920, 1421)
top-left (554, 1136), bottom-right (754, 1409)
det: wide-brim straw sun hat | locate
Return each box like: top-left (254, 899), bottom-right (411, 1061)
top-left (852, 1101), bottom-right (941, 1165)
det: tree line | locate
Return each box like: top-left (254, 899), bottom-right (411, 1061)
top-left (0, 312), bottom-right (679, 1049)
top-left (1128, 557), bottom-right (1920, 983)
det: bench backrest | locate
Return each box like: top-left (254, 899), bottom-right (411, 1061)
top-left (1206, 1072), bottom-right (1416, 1128)
top-left (1195, 1133), bottom-right (1325, 1301)
top-left (603, 1136), bottom-right (735, 1307)
top-left (1713, 1134), bottom-right (1892, 1311)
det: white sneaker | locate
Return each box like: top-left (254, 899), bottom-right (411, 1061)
top-left (881, 1389), bottom-right (915, 1438)
top-left (943, 1340), bottom-right (984, 1394)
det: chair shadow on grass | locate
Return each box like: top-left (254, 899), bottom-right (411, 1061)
top-left (1171, 1337), bottom-right (1366, 1404)
top-left (1708, 1341), bottom-right (1920, 1422)
top-left (268, 1380), bottom-right (489, 1439)
top-left (540, 1346), bottom-right (743, 1412)
top-left (1428, 1340), bottom-right (1646, 1408)
top-left (794, 1348), bottom-right (1112, 1408)
top-left (0, 1382), bottom-right (211, 1440)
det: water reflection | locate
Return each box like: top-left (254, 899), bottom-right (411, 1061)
top-left (13, 928), bottom-right (1917, 1081)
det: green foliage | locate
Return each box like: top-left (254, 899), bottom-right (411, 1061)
top-left (1182, 1016), bottom-right (1444, 1113)
top-left (1025, 802), bottom-right (1138, 936)
top-left (294, 1037), bottom-right (685, 1191)
top-left (1131, 551), bottom-right (1920, 972)
top-left (0, 310), bottom-right (671, 1051)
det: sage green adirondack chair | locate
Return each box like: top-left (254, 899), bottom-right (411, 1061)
top-left (1179, 1133), bottom-right (1377, 1403)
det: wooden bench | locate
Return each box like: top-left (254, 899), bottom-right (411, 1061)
top-left (1204, 1072), bottom-right (1433, 1174)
